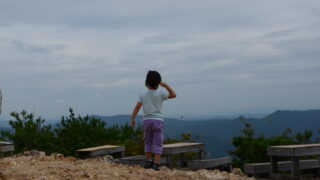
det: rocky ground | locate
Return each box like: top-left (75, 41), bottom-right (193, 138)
top-left (0, 151), bottom-right (255, 180)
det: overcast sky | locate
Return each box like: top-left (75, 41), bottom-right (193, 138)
top-left (0, 0), bottom-right (320, 120)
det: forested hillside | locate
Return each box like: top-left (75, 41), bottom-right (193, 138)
top-left (1, 109), bottom-right (319, 158)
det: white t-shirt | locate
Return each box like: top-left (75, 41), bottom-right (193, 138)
top-left (139, 89), bottom-right (169, 121)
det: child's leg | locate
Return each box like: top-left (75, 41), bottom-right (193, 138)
top-left (152, 120), bottom-right (164, 164)
top-left (154, 154), bottom-right (161, 164)
top-left (142, 120), bottom-right (153, 161)
top-left (146, 152), bottom-right (152, 161)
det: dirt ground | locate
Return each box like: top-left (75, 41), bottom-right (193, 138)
top-left (0, 151), bottom-right (255, 180)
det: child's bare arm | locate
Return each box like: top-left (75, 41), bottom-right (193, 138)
top-left (130, 102), bottom-right (142, 127)
top-left (160, 82), bottom-right (177, 99)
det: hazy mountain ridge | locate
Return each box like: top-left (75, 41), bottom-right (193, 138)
top-left (1, 109), bottom-right (319, 158)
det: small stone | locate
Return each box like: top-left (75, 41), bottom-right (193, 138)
top-left (47, 155), bottom-right (55, 161)
top-left (50, 153), bottom-right (64, 160)
top-left (232, 168), bottom-right (242, 175)
top-left (0, 171), bottom-right (7, 180)
top-left (23, 151), bottom-right (31, 156)
top-left (30, 150), bottom-right (40, 156)
top-left (113, 172), bottom-right (119, 176)
top-left (7, 160), bottom-right (17, 166)
top-left (102, 155), bottom-right (114, 163)
top-left (39, 151), bottom-right (46, 157)
top-left (64, 157), bottom-right (77, 162)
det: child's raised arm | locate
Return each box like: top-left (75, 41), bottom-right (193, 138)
top-left (160, 82), bottom-right (177, 99)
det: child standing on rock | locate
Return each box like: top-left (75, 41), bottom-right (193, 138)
top-left (130, 70), bottom-right (176, 171)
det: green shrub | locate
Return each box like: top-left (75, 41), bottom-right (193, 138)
top-left (1, 110), bottom-right (56, 154)
top-left (229, 118), bottom-right (314, 169)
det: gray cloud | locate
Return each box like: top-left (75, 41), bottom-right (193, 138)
top-left (11, 40), bottom-right (66, 54)
top-left (0, 0), bottom-right (319, 119)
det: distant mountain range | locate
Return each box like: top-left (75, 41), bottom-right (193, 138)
top-left (93, 109), bottom-right (320, 158)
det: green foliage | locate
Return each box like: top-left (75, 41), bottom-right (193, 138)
top-left (180, 132), bottom-right (200, 142)
top-left (0, 108), bottom-right (145, 157)
top-left (295, 130), bottom-right (313, 144)
top-left (0, 110), bottom-right (56, 154)
top-left (165, 132), bottom-right (199, 144)
top-left (54, 108), bottom-right (110, 156)
top-left (230, 117), bottom-right (314, 169)
top-left (1, 108), bottom-right (199, 160)
top-left (121, 124), bottom-right (144, 156)
top-left (239, 116), bottom-right (254, 138)
top-left (102, 123), bottom-right (145, 156)
top-left (54, 108), bottom-right (145, 157)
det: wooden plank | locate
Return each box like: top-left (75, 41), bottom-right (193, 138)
top-left (163, 143), bottom-right (205, 154)
top-left (119, 155), bottom-right (145, 161)
top-left (295, 146), bottom-right (320, 156)
top-left (188, 157), bottom-right (232, 170)
top-left (244, 159), bottom-right (320, 175)
top-left (198, 150), bottom-right (204, 160)
top-left (77, 145), bottom-right (121, 152)
top-left (121, 151), bottom-right (125, 157)
top-left (270, 156), bottom-right (278, 174)
top-left (76, 145), bottom-right (125, 159)
top-left (267, 147), bottom-right (295, 156)
top-left (163, 142), bottom-right (203, 148)
top-left (0, 141), bottom-right (14, 152)
top-left (118, 155), bottom-right (167, 166)
top-left (0, 145), bottom-right (14, 152)
top-left (91, 146), bottom-right (125, 157)
top-left (166, 154), bottom-right (173, 167)
top-left (291, 157), bottom-right (299, 176)
top-left (118, 155), bottom-right (146, 166)
top-left (269, 143), bottom-right (320, 149)
top-left (162, 142), bottom-right (205, 167)
top-left (268, 144), bottom-right (320, 157)
top-left (227, 163), bottom-right (233, 172)
top-left (180, 153), bottom-right (186, 167)
top-left (0, 141), bottom-right (13, 145)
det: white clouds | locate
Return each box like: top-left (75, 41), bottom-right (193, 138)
top-left (0, 0), bottom-right (314, 31)
top-left (0, 0), bottom-right (319, 119)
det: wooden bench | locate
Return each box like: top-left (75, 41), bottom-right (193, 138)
top-left (163, 142), bottom-right (205, 167)
top-left (76, 145), bottom-right (125, 159)
top-left (118, 155), bottom-right (167, 166)
top-left (268, 143), bottom-right (320, 177)
top-left (188, 156), bottom-right (232, 171)
top-left (0, 141), bottom-right (14, 153)
top-left (244, 159), bottom-right (320, 177)
top-left (0, 141), bottom-right (14, 158)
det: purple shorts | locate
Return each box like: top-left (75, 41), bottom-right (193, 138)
top-left (142, 120), bottom-right (164, 154)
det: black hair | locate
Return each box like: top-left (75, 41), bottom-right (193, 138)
top-left (145, 71), bottom-right (162, 89)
